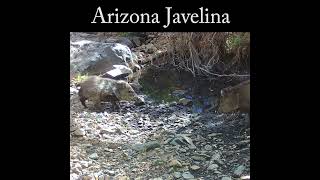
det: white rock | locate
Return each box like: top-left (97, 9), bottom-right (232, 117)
top-left (179, 98), bottom-right (192, 106)
top-left (241, 175), bottom-right (250, 180)
top-left (190, 165), bottom-right (200, 170)
top-left (89, 153), bottom-right (99, 160)
top-left (182, 171), bottom-right (194, 179)
top-left (129, 129), bottom-right (140, 135)
top-left (173, 172), bottom-right (182, 178)
top-left (169, 159), bottom-right (182, 167)
top-left (80, 161), bottom-right (89, 168)
top-left (204, 145), bottom-right (213, 151)
top-left (207, 164), bottom-right (219, 170)
top-left (73, 129), bottom-right (85, 136)
top-left (234, 165), bottom-right (246, 176)
top-left (70, 173), bottom-right (79, 180)
top-left (221, 177), bottom-right (232, 180)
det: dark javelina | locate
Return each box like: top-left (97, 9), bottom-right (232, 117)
top-left (218, 80), bottom-right (250, 113)
top-left (78, 76), bottom-right (144, 112)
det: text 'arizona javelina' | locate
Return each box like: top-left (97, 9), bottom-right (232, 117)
top-left (78, 76), bottom-right (145, 112)
top-left (218, 80), bottom-right (250, 113)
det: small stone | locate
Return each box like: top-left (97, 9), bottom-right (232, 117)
top-left (240, 175), bottom-right (250, 180)
top-left (81, 175), bottom-right (94, 180)
top-left (179, 98), bottom-right (192, 106)
top-left (208, 133), bottom-right (222, 137)
top-left (182, 171), bottom-right (194, 179)
top-left (190, 165), bottom-right (200, 170)
top-left (207, 164), bottom-right (219, 170)
top-left (145, 141), bottom-right (161, 151)
top-left (173, 172), bottom-right (182, 178)
top-left (204, 145), bottom-right (213, 151)
top-left (116, 176), bottom-right (130, 180)
top-left (169, 159), bottom-right (182, 168)
top-left (89, 153), bottom-right (99, 160)
top-left (72, 168), bottom-right (81, 174)
top-left (70, 173), bottom-right (79, 180)
top-left (80, 161), bottom-right (89, 168)
top-left (191, 156), bottom-right (206, 161)
top-left (74, 129), bottom-right (85, 136)
top-left (234, 165), bottom-right (246, 177)
top-left (179, 148), bottom-right (187, 153)
top-left (105, 170), bottom-right (115, 176)
top-left (172, 90), bottom-right (187, 96)
top-left (221, 177), bottom-right (232, 180)
top-left (129, 129), bottom-right (140, 135)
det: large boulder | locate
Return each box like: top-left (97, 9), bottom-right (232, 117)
top-left (70, 32), bottom-right (135, 48)
top-left (70, 40), bottom-right (139, 79)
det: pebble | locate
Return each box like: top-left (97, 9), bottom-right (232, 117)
top-left (221, 177), bottom-right (232, 180)
top-left (89, 153), bottom-right (99, 160)
top-left (207, 164), bottom-right (219, 170)
top-left (191, 156), bottom-right (206, 161)
top-left (117, 176), bottom-right (130, 180)
top-left (182, 171), bottom-right (194, 179)
top-left (234, 165), bottom-right (246, 176)
top-left (73, 129), bottom-right (85, 136)
top-left (190, 165), bottom-right (200, 170)
top-left (169, 159), bottom-right (182, 167)
top-left (70, 173), bottom-right (79, 180)
top-left (241, 175), bottom-right (250, 180)
top-left (173, 172), bottom-right (182, 178)
top-left (204, 145), bottom-right (213, 151)
top-left (179, 98), bottom-right (192, 106)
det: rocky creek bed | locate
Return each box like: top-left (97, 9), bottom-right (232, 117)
top-left (70, 32), bottom-right (250, 180)
top-left (70, 79), bottom-right (250, 180)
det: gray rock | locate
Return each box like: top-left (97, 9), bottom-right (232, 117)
top-left (204, 145), bottom-right (213, 151)
top-left (234, 165), bottom-right (246, 177)
top-left (221, 177), bottom-right (232, 180)
top-left (190, 165), bottom-right (200, 170)
top-left (207, 164), bottom-right (219, 170)
top-left (105, 170), bottom-right (116, 176)
top-left (145, 141), bottom-right (161, 151)
top-left (70, 87), bottom-right (78, 94)
top-left (172, 90), bottom-right (187, 96)
top-left (182, 171), bottom-right (194, 179)
top-left (89, 153), bottom-right (99, 160)
top-left (70, 36), bottom-right (138, 77)
top-left (70, 173), bottom-right (79, 180)
top-left (173, 172), bottom-right (182, 178)
top-left (179, 98), bottom-right (192, 106)
top-left (105, 37), bottom-right (134, 48)
top-left (221, 176), bottom-right (232, 180)
top-left (73, 129), bottom-right (85, 136)
top-left (240, 175), bottom-right (250, 180)
top-left (169, 159), bottom-right (182, 168)
top-left (191, 156), bottom-right (206, 161)
top-left (103, 65), bottom-right (133, 79)
top-left (132, 141), bottom-right (161, 152)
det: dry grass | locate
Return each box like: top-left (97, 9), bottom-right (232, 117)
top-left (165, 32), bottom-right (250, 77)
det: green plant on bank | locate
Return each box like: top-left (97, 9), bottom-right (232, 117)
top-left (226, 32), bottom-right (250, 52)
top-left (118, 32), bottom-right (133, 37)
top-left (72, 74), bottom-right (89, 84)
